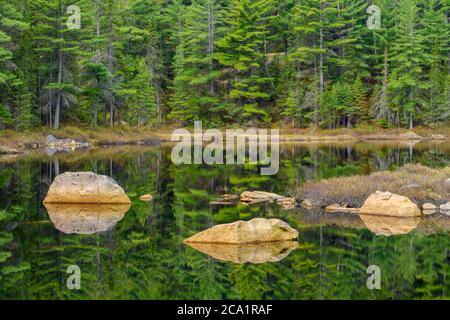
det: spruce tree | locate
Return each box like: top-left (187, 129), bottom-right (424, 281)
top-left (215, 0), bottom-right (275, 125)
top-left (169, 0), bottom-right (223, 126)
top-left (389, 0), bottom-right (428, 129)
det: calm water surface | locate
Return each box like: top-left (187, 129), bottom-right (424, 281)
top-left (0, 141), bottom-right (449, 299)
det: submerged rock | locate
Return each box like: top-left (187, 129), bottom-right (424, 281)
top-left (422, 203), bottom-right (437, 215)
top-left (185, 241), bottom-right (298, 264)
top-left (301, 199), bottom-right (315, 209)
top-left (400, 131), bottom-right (422, 140)
top-left (209, 201), bottom-right (235, 206)
top-left (139, 194), bottom-right (153, 202)
top-left (240, 191), bottom-right (285, 204)
top-left (45, 135), bottom-right (89, 152)
top-left (0, 146), bottom-right (21, 155)
top-left (222, 194), bottom-right (239, 201)
top-left (240, 191), bottom-right (296, 210)
top-left (430, 134), bottom-right (447, 140)
top-left (44, 172), bottom-right (131, 204)
top-left (276, 197), bottom-right (296, 210)
top-left (45, 203), bottom-right (130, 234)
top-left (360, 191), bottom-right (421, 217)
top-left (184, 218), bottom-right (298, 244)
top-left (440, 202), bottom-right (450, 216)
top-left (359, 214), bottom-right (421, 236)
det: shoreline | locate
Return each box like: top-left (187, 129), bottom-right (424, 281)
top-left (1, 125), bottom-right (448, 155)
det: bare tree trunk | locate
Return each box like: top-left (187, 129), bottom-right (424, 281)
top-left (146, 43), bottom-right (162, 121)
top-left (54, 4), bottom-right (66, 130)
top-left (49, 68), bottom-right (53, 127)
top-left (107, 0), bottom-right (114, 127)
top-left (207, 0), bottom-right (215, 95)
top-left (95, 0), bottom-right (103, 63)
top-left (54, 42), bottom-right (63, 129)
top-left (317, 2), bottom-right (324, 127)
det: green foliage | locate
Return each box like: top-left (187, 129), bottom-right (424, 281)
top-left (0, 0), bottom-right (448, 129)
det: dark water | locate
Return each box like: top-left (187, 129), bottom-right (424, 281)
top-left (0, 141), bottom-right (449, 300)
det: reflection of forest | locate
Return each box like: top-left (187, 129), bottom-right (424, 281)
top-left (0, 143), bottom-right (449, 299)
top-left (296, 209), bottom-right (450, 236)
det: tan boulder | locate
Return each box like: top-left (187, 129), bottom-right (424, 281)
top-left (360, 191), bottom-right (421, 217)
top-left (185, 241), bottom-right (298, 264)
top-left (184, 218), bottom-right (298, 244)
top-left (44, 203), bottom-right (130, 234)
top-left (43, 172), bottom-right (131, 204)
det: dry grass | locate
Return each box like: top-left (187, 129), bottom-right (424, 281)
top-left (1, 125), bottom-right (448, 150)
top-left (0, 125), bottom-right (167, 148)
top-left (295, 164), bottom-right (450, 208)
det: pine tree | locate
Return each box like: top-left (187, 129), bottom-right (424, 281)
top-left (389, 0), bottom-right (428, 129)
top-left (0, 1), bottom-right (29, 129)
top-left (215, 0), bottom-right (275, 125)
top-left (169, 0), bottom-right (223, 126)
top-left (421, 0), bottom-right (449, 126)
top-left (117, 56), bottom-right (156, 126)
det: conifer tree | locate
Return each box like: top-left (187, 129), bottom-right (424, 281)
top-left (0, 1), bottom-right (29, 129)
top-left (169, 0), bottom-right (223, 126)
top-left (215, 0), bottom-right (275, 125)
top-left (389, 0), bottom-right (428, 129)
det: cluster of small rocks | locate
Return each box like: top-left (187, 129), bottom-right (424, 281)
top-left (422, 202), bottom-right (450, 216)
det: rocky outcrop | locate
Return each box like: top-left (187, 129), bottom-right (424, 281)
top-left (240, 191), bottom-right (296, 210)
top-left (46, 135), bottom-right (89, 152)
top-left (184, 218), bottom-right (298, 244)
top-left (45, 203), bottom-right (130, 234)
top-left (185, 241), bottom-right (298, 264)
top-left (43, 172), bottom-right (131, 204)
top-left (359, 191), bottom-right (421, 217)
top-left (240, 191), bottom-right (285, 204)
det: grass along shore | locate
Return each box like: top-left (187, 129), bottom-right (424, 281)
top-left (0, 125), bottom-right (449, 153)
top-left (295, 164), bottom-right (450, 209)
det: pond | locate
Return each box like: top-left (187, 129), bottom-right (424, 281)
top-left (0, 141), bottom-right (449, 299)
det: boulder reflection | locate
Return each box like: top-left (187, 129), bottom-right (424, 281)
top-left (358, 213), bottom-right (421, 236)
top-left (44, 203), bottom-right (130, 234)
top-left (185, 241), bottom-right (298, 264)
